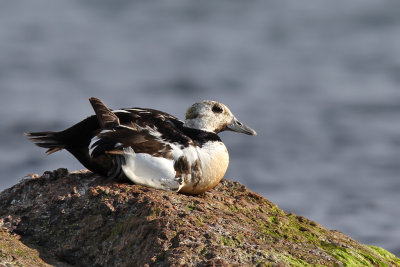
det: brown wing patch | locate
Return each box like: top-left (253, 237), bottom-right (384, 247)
top-left (191, 159), bottom-right (202, 186)
top-left (174, 156), bottom-right (190, 178)
top-left (174, 157), bottom-right (202, 190)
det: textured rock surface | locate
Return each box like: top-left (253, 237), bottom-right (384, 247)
top-left (0, 168), bottom-right (399, 266)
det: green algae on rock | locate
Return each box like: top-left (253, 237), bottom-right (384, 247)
top-left (0, 231), bottom-right (52, 267)
top-left (0, 168), bottom-right (399, 266)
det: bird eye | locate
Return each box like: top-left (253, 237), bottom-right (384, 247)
top-left (212, 105), bottom-right (223, 113)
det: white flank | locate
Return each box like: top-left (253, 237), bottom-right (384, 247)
top-left (121, 147), bottom-right (181, 191)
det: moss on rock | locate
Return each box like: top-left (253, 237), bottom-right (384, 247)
top-left (0, 231), bottom-right (52, 267)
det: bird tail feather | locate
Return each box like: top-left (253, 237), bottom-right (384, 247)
top-left (25, 131), bottom-right (66, 154)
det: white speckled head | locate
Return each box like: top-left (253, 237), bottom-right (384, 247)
top-left (184, 100), bottom-right (257, 135)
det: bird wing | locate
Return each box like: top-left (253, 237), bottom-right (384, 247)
top-left (87, 98), bottom-right (199, 191)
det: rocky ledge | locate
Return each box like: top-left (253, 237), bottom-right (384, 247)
top-left (0, 169), bottom-right (399, 266)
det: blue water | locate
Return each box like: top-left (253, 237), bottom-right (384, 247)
top-left (1, 0), bottom-right (400, 256)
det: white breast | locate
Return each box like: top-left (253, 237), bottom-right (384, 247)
top-left (179, 141), bottom-right (229, 194)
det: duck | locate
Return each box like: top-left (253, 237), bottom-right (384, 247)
top-left (26, 97), bottom-right (257, 194)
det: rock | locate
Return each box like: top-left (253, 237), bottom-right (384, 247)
top-left (0, 168), bottom-right (399, 266)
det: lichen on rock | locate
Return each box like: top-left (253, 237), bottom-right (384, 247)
top-left (0, 168), bottom-right (399, 266)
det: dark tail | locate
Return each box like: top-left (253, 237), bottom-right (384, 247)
top-left (25, 98), bottom-right (117, 176)
top-left (25, 131), bottom-right (66, 155)
top-left (25, 114), bottom-right (100, 154)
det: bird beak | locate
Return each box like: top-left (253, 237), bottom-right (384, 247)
top-left (227, 117), bottom-right (257, 136)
